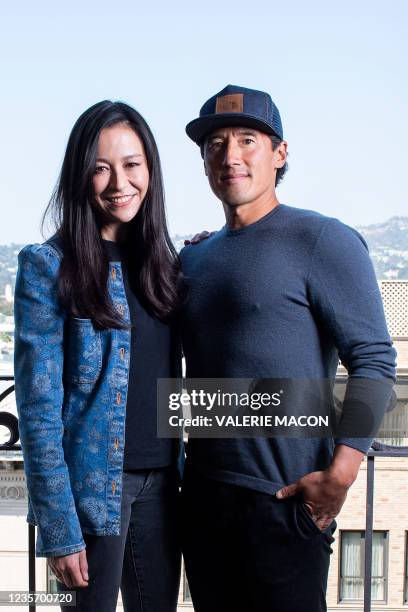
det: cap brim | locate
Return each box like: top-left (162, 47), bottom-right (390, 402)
top-left (185, 113), bottom-right (279, 145)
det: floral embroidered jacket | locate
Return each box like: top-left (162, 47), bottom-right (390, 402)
top-left (14, 239), bottom-right (182, 557)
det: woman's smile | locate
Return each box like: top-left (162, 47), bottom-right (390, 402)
top-left (105, 193), bottom-right (137, 206)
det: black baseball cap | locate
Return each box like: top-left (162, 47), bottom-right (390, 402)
top-left (186, 84), bottom-right (284, 145)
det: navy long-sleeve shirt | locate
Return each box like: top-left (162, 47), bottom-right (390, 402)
top-left (179, 204), bottom-right (396, 495)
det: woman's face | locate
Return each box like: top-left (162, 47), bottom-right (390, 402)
top-left (93, 123), bottom-right (149, 241)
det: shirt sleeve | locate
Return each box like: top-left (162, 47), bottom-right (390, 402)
top-left (14, 244), bottom-right (85, 557)
top-left (306, 219), bottom-right (397, 454)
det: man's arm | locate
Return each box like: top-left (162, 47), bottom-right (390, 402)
top-left (327, 443), bottom-right (365, 487)
top-left (276, 219), bottom-right (396, 528)
top-left (307, 219), bottom-right (396, 451)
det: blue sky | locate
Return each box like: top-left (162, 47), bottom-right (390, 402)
top-left (1, 0), bottom-right (407, 244)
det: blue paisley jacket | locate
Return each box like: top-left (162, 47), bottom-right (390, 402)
top-left (14, 238), bottom-right (182, 557)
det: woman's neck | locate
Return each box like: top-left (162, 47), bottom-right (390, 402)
top-left (101, 223), bottom-right (128, 243)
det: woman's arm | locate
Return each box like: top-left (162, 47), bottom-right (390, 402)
top-left (14, 244), bottom-right (85, 558)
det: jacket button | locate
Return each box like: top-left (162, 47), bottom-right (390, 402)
top-left (111, 268), bottom-right (116, 280)
top-left (114, 437), bottom-right (119, 449)
top-left (119, 348), bottom-right (125, 360)
top-left (111, 481), bottom-right (116, 494)
top-left (116, 392), bottom-right (122, 405)
top-left (116, 304), bottom-right (124, 314)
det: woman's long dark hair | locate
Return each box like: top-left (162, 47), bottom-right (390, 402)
top-left (43, 101), bottom-right (181, 328)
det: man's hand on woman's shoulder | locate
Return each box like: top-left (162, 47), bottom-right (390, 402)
top-left (184, 230), bottom-right (214, 246)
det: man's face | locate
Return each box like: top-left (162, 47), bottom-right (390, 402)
top-left (203, 127), bottom-right (286, 208)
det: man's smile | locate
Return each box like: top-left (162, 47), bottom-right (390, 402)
top-left (220, 173), bottom-right (249, 184)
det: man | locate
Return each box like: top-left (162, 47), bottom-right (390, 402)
top-left (179, 84), bottom-right (396, 612)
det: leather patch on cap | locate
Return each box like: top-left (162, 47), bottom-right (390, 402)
top-left (215, 93), bottom-right (244, 114)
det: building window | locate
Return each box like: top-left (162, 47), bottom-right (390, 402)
top-left (339, 531), bottom-right (388, 602)
top-left (46, 564), bottom-right (58, 594)
top-left (183, 567), bottom-right (192, 603)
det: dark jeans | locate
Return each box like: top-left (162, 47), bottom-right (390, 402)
top-left (181, 467), bottom-right (336, 612)
top-left (58, 468), bottom-right (181, 612)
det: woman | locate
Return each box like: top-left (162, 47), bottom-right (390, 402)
top-left (14, 101), bottom-right (183, 611)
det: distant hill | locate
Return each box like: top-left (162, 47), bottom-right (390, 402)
top-left (357, 216), bottom-right (408, 280)
top-left (0, 216), bottom-right (407, 305)
top-left (357, 216), bottom-right (408, 249)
